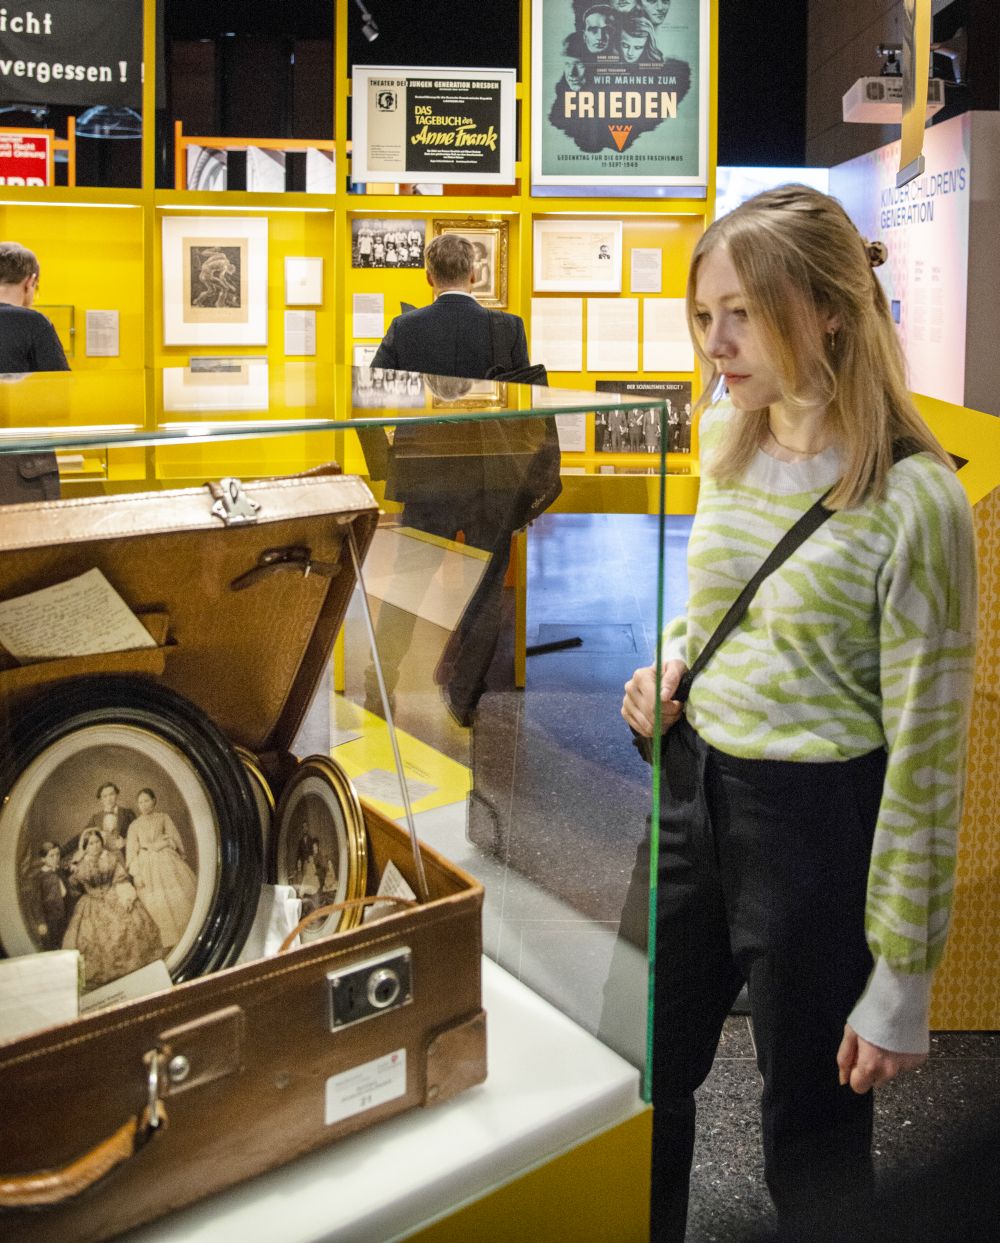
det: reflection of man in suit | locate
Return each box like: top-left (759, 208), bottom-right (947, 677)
top-left (367, 235), bottom-right (555, 726)
top-left (373, 234), bottom-right (528, 378)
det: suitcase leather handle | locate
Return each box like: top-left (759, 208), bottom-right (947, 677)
top-left (0, 1050), bottom-right (167, 1209)
top-left (0, 1103), bottom-right (166, 1209)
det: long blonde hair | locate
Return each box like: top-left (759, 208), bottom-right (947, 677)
top-left (687, 184), bottom-right (952, 509)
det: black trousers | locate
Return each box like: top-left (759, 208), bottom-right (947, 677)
top-left (651, 717), bottom-right (886, 1240)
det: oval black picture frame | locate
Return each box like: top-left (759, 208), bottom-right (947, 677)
top-left (0, 676), bottom-right (262, 989)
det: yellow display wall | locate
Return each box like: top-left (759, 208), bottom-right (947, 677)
top-left (0, 202), bottom-right (145, 373)
top-left (915, 395), bottom-right (1000, 1030)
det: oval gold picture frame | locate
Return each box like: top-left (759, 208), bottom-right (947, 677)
top-left (273, 755), bottom-right (367, 940)
top-left (235, 745), bottom-right (275, 856)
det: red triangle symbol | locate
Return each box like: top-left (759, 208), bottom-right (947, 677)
top-left (609, 124), bottom-right (632, 152)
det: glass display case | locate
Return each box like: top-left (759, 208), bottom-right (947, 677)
top-left (0, 368), bottom-right (679, 1239)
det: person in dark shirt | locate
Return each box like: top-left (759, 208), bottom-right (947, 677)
top-left (0, 241), bottom-right (68, 503)
top-left (0, 241), bottom-right (69, 373)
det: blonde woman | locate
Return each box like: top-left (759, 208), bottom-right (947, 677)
top-left (125, 788), bottom-right (197, 952)
top-left (621, 185), bottom-right (976, 1237)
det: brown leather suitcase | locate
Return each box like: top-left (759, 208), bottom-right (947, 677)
top-left (0, 474), bottom-right (487, 1242)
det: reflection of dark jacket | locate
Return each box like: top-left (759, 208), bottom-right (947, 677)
top-left (372, 294), bottom-right (528, 380)
top-left (363, 294), bottom-right (559, 719)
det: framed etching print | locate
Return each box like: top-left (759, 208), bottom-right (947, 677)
top-left (432, 217), bottom-right (509, 308)
top-left (162, 216), bottom-right (268, 346)
top-left (533, 219), bottom-right (623, 293)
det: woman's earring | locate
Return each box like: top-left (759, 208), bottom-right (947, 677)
top-left (827, 328), bottom-right (838, 352)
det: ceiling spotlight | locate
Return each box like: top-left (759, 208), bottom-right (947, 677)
top-left (353, 0), bottom-right (379, 42)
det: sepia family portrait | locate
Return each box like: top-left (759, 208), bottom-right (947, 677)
top-left (12, 739), bottom-right (204, 993)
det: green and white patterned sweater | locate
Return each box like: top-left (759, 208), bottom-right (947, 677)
top-left (664, 402), bottom-right (977, 1052)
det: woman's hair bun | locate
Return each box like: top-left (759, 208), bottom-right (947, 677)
top-left (865, 239), bottom-right (888, 268)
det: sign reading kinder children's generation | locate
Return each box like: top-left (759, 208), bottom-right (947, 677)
top-left (351, 66), bottom-right (516, 186)
top-left (0, 1), bottom-right (142, 109)
top-left (532, 0), bottom-right (709, 191)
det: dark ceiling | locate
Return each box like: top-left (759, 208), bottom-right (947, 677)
top-left (164, 0), bottom-right (808, 165)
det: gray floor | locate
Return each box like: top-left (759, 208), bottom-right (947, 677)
top-left (688, 1020), bottom-right (1000, 1241)
top-left (333, 511), bottom-right (1000, 1241)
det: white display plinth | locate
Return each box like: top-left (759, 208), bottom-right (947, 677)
top-left (129, 958), bottom-right (644, 1242)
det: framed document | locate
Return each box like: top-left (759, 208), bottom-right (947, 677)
top-left (431, 217), bottom-right (509, 308)
top-left (274, 756), bottom-right (368, 941)
top-left (0, 676), bottom-right (262, 996)
top-left (533, 219), bottom-right (623, 293)
top-left (161, 215), bottom-right (268, 346)
top-left (284, 256), bottom-right (324, 306)
top-left (352, 66), bottom-right (516, 186)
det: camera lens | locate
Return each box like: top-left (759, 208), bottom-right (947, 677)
top-left (367, 967), bottom-right (401, 1010)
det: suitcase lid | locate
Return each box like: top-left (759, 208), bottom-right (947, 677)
top-left (0, 474), bottom-right (379, 756)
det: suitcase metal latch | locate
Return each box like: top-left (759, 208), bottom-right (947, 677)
top-left (211, 477), bottom-right (260, 527)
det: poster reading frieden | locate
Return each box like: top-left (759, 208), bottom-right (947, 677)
top-left (532, 0), bottom-right (708, 190)
top-left (352, 66), bottom-right (516, 186)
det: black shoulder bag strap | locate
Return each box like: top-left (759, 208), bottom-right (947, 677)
top-left (673, 485), bottom-right (835, 703)
top-left (673, 438), bottom-right (919, 703)
top-left (635, 442), bottom-right (919, 760)
top-left (632, 486), bottom-right (835, 763)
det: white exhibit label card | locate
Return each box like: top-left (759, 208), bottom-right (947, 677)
top-left (85, 310), bottom-right (120, 357)
top-left (325, 1049), bottom-right (407, 1126)
top-left (0, 568), bottom-right (155, 663)
top-left (555, 415), bottom-right (586, 452)
top-left (353, 344), bottom-right (378, 368)
top-left (0, 951), bottom-right (79, 1043)
top-left (350, 767), bottom-right (436, 808)
top-left (353, 292), bottom-right (385, 339)
top-left (530, 297), bottom-right (583, 372)
top-left (643, 299), bottom-right (694, 372)
top-left (80, 959), bottom-right (173, 1015)
top-left (284, 309), bottom-right (317, 357)
top-left (630, 249), bottom-right (663, 294)
top-left (587, 298), bottom-right (639, 372)
top-left (363, 860), bottom-right (418, 924)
